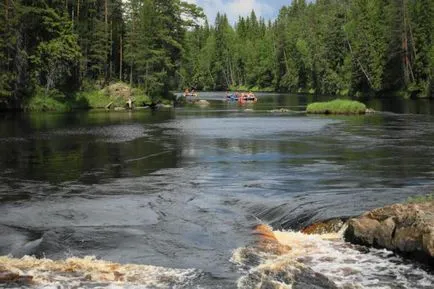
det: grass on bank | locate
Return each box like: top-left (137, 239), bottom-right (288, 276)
top-left (25, 88), bottom-right (72, 112)
top-left (77, 82), bottom-right (152, 109)
top-left (407, 194), bottom-right (434, 204)
top-left (25, 83), bottom-right (153, 111)
top-left (306, 99), bottom-right (367, 115)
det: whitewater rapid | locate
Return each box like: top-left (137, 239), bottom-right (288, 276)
top-left (232, 225), bottom-right (433, 289)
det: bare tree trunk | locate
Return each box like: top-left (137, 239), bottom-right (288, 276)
top-left (5, 0), bottom-right (10, 73)
top-left (401, 0), bottom-right (415, 84)
top-left (402, 0), bottom-right (409, 84)
top-left (109, 20), bottom-right (113, 80)
top-left (71, 5), bottom-right (74, 26)
top-left (207, 67), bottom-right (215, 85)
top-left (76, 0), bottom-right (80, 21)
top-left (130, 64), bottom-right (133, 86)
top-left (346, 38), bottom-right (373, 89)
top-left (145, 62), bottom-right (149, 94)
top-left (222, 68), bottom-right (230, 88)
top-left (105, 0), bottom-right (109, 83)
top-left (283, 49), bottom-right (290, 76)
top-left (105, 0), bottom-right (108, 26)
top-left (130, 12), bottom-right (135, 86)
top-left (119, 34), bottom-right (123, 81)
top-left (5, 0), bottom-right (8, 22)
top-left (228, 56), bottom-right (235, 86)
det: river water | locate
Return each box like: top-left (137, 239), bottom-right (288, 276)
top-left (1, 92), bottom-right (434, 288)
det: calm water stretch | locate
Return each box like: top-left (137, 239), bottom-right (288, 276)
top-left (1, 92), bottom-right (434, 288)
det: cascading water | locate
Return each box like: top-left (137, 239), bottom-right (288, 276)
top-left (232, 225), bottom-right (434, 289)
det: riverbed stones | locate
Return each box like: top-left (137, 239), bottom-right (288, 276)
top-left (302, 218), bottom-right (346, 235)
top-left (0, 268), bottom-right (33, 284)
top-left (195, 100), bottom-right (210, 107)
top-left (344, 202), bottom-right (434, 263)
top-left (269, 108), bottom-right (291, 113)
top-left (0, 270), bottom-right (19, 282)
top-left (237, 260), bottom-right (339, 289)
top-left (253, 224), bottom-right (291, 255)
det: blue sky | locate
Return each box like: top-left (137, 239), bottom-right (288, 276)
top-left (186, 0), bottom-right (293, 25)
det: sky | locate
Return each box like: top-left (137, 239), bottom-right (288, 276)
top-left (185, 0), bottom-right (292, 25)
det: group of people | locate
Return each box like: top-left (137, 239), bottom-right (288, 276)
top-left (182, 89), bottom-right (257, 103)
top-left (183, 88), bottom-right (198, 97)
top-left (225, 91), bottom-right (257, 103)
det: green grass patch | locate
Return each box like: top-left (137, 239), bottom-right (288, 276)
top-left (26, 82), bottom-right (153, 111)
top-left (306, 99), bottom-right (367, 115)
top-left (77, 88), bottom-right (152, 109)
top-left (75, 89), bottom-right (106, 108)
top-left (25, 88), bottom-right (71, 112)
top-left (407, 194), bottom-right (434, 204)
top-left (78, 82), bottom-right (151, 109)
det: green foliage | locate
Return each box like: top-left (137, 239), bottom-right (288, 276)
top-left (306, 99), bottom-right (367, 115)
top-left (0, 0), bottom-right (433, 110)
top-left (25, 87), bottom-right (71, 112)
top-left (76, 90), bottom-right (107, 109)
top-left (77, 82), bottom-right (151, 108)
top-left (180, 0), bottom-right (433, 97)
top-left (124, 0), bottom-right (205, 97)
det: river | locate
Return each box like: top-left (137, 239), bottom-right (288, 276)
top-left (1, 92), bottom-right (434, 288)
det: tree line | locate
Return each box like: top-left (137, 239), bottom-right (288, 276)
top-left (0, 0), bottom-right (432, 110)
top-left (181, 0), bottom-right (433, 97)
top-left (0, 0), bottom-right (203, 109)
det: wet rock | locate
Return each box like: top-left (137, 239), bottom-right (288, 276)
top-left (344, 201), bottom-right (434, 264)
top-left (195, 100), bottom-right (210, 107)
top-left (237, 257), bottom-right (338, 289)
top-left (293, 266), bottom-right (339, 289)
top-left (269, 108), bottom-right (291, 113)
top-left (253, 224), bottom-right (291, 255)
top-left (234, 224), bottom-right (339, 289)
top-left (365, 108), bottom-right (376, 114)
top-left (0, 270), bottom-right (19, 282)
top-left (0, 270), bottom-right (33, 284)
top-left (302, 218), bottom-right (346, 235)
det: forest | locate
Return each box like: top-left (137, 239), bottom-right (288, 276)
top-left (0, 0), bottom-right (433, 110)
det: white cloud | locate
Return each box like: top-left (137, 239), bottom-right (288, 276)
top-left (228, 0), bottom-right (273, 21)
top-left (192, 0), bottom-right (274, 25)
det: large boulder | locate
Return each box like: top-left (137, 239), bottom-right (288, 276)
top-left (195, 99), bottom-right (210, 107)
top-left (344, 202), bottom-right (434, 263)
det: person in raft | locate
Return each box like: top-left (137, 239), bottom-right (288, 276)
top-left (183, 88), bottom-right (190, 97)
top-left (226, 91), bottom-right (237, 100)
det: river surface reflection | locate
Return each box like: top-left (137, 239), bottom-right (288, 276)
top-left (1, 93), bottom-right (434, 288)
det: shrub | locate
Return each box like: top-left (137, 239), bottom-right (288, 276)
top-left (306, 99), bottom-right (367, 115)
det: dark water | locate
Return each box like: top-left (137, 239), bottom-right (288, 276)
top-left (1, 92), bottom-right (434, 288)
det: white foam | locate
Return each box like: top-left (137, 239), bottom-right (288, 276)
top-left (0, 255), bottom-right (200, 289)
top-left (232, 230), bottom-right (434, 289)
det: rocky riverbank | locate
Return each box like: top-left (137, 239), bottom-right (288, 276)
top-left (303, 201), bottom-right (434, 266)
top-left (344, 201), bottom-right (434, 265)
